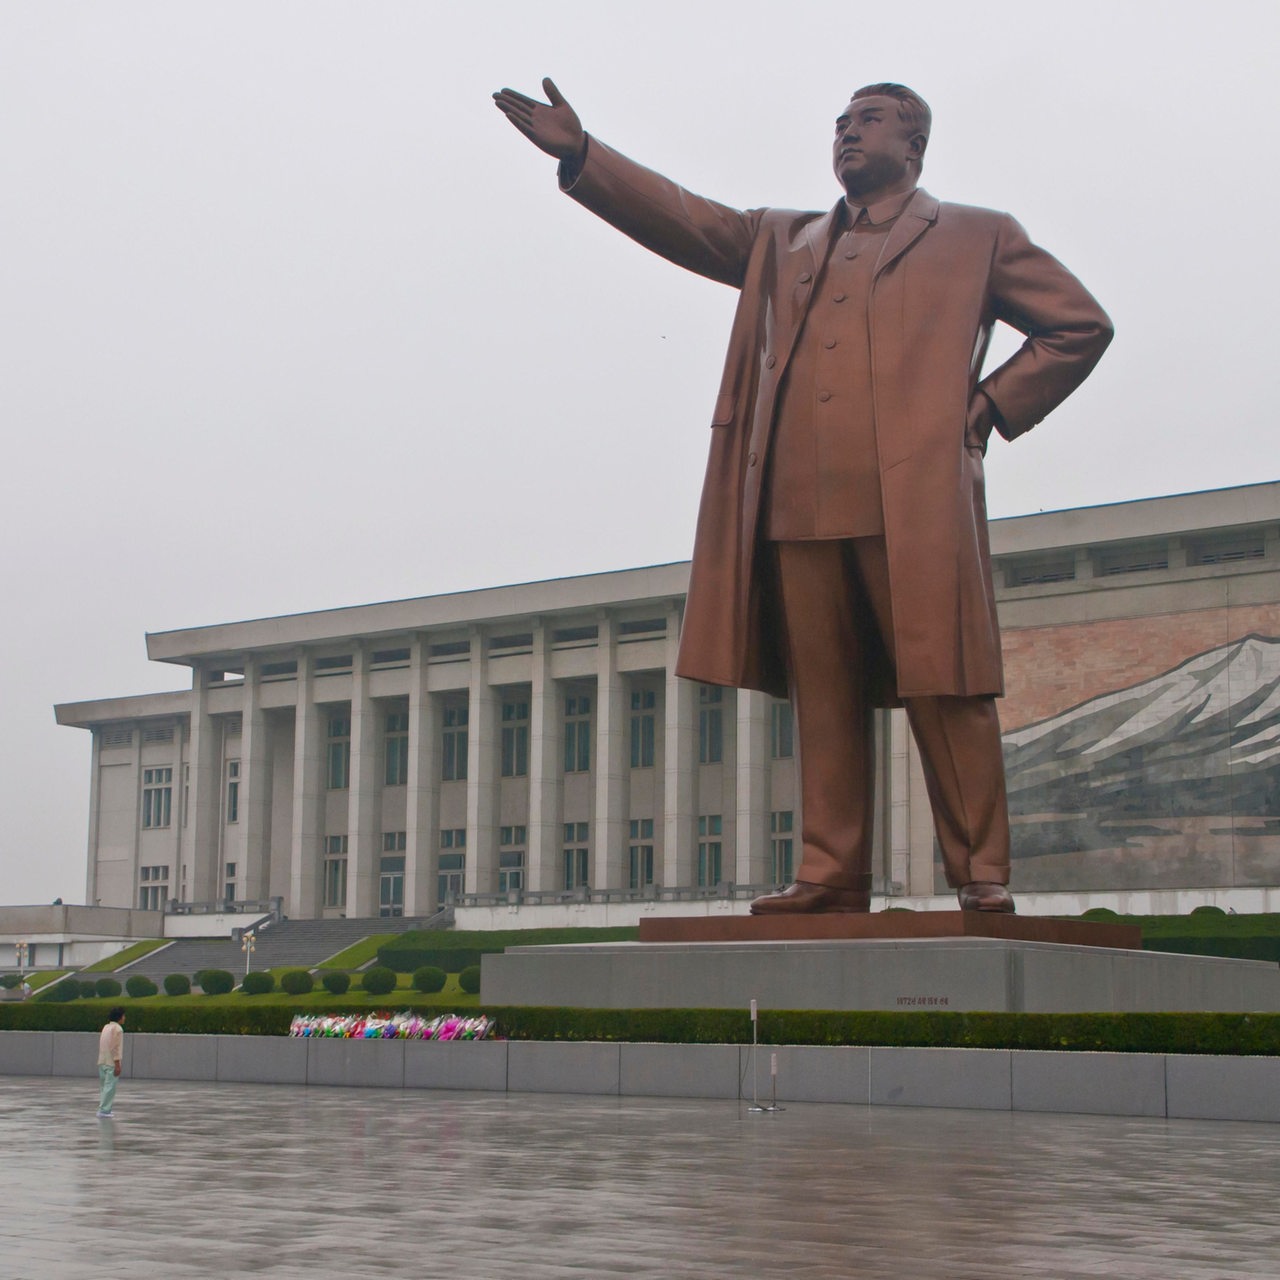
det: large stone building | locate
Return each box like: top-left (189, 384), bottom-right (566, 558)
top-left (54, 480), bottom-right (1280, 926)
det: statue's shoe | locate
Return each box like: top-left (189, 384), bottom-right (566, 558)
top-left (750, 881), bottom-right (870, 915)
top-left (957, 881), bottom-right (1016, 913)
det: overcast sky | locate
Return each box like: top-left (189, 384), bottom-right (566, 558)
top-left (2, 1), bottom-right (1276, 906)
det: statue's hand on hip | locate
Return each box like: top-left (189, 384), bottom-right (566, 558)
top-left (492, 78), bottom-right (587, 165)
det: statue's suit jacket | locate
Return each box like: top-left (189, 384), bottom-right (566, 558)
top-left (562, 139), bottom-right (1113, 702)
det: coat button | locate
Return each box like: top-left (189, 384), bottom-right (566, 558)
top-left (823, 338), bottom-right (837, 349)
top-left (748, 452), bottom-right (758, 466)
top-left (817, 391), bottom-right (832, 403)
top-left (833, 292), bottom-right (847, 302)
top-left (798, 272), bottom-right (813, 284)
top-left (844, 249), bottom-right (857, 259)
top-left (765, 355), bottom-right (777, 369)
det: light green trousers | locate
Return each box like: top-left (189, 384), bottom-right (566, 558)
top-left (97, 1064), bottom-right (118, 1115)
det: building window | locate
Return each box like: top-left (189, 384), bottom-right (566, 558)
top-left (697, 814), bottom-right (723, 887)
top-left (628, 818), bottom-right (654, 890)
top-left (1004, 554), bottom-right (1076, 587)
top-left (138, 865), bottom-right (169, 911)
top-left (501, 700), bottom-right (530, 778)
top-left (141, 767), bottom-right (173, 829)
top-left (770, 810), bottom-right (794, 884)
top-left (225, 760), bottom-right (240, 823)
top-left (224, 862), bottom-right (237, 903)
top-left (630, 690), bottom-right (656, 768)
top-left (770, 702), bottom-right (794, 759)
top-left (442, 706), bottom-right (469, 781)
top-left (698, 686), bottom-right (723, 764)
top-left (379, 851), bottom-right (405, 918)
top-left (326, 715), bottom-right (351, 790)
top-left (499, 824), bottom-right (526, 893)
top-left (563, 821), bottom-right (590, 889)
top-left (1187, 531), bottom-right (1267, 566)
top-left (438, 828), bottom-right (466, 903)
top-left (563, 695), bottom-right (591, 773)
top-left (323, 835), bottom-right (348, 909)
top-left (384, 711), bottom-right (409, 786)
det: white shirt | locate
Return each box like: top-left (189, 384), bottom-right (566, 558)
top-left (98, 1020), bottom-right (123, 1067)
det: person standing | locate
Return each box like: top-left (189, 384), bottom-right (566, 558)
top-left (96, 1007), bottom-right (125, 1118)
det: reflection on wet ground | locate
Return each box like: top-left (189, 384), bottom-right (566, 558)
top-left (2, 1075), bottom-right (1278, 1278)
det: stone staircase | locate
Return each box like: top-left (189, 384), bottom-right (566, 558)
top-left (115, 912), bottom-right (450, 982)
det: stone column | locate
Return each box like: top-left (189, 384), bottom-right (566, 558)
top-left (405, 633), bottom-right (440, 916)
top-left (186, 668), bottom-right (222, 903)
top-left (735, 690), bottom-right (771, 886)
top-left (465, 627), bottom-right (499, 895)
top-left (85, 728), bottom-right (103, 905)
top-left (346, 645), bottom-right (382, 917)
top-left (662, 604), bottom-right (696, 887)
top-left (526, 620), bottom-right (559, 893)
top-left (887, 707), bottom-right (913, 897)
top-left (241, 657), bottom-right (271, 901)
top-left (289, 656), bottom-right (325, 918)
top-left (594, 614), bottom-right (627, 890)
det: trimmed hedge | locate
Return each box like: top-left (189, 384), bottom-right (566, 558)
top-left (241, 971), bottom-right (275, 995)
top-left (378, 927), bottom-right (639, 974)
top-left (6, 1003), bottom-right (1280, 1056)
top-left (412, 966), bottom-right (447, 994)
top-left (0, 974), bottom-right (21, 989)
top-left (163, 974), bottom-right (191, 996)
top-left (361, 966), bottom-right (396, 996)
top-left (125, 975), bottom-right (158, 998)
top-left (280, 970), bottom-right (314, 996)
top-left (95, 978), bottom-right (123, 998)
top-left (321, 972), bottom-right (351, 995)
top-left (199, 970), bottom-right (235, 995)
top-left (458, 966), bottom-right (481, 995)
top-left (77, 980), bottom-right (99, 999)
top-left (36, 980), bottom-right (79, 1003)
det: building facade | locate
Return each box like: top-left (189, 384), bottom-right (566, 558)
top-left (55, 481), bottom-right (1280, 923)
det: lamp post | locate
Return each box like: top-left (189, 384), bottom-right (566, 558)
top-left (241, 932), bottom-right (256, 978)
top-left (15, 940), bottom-right (28, 975)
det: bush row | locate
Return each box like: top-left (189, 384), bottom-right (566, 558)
top-left (6, 1002), bottom-right (1280, 1055)
top-left (378, 927), bottom-right (638, 974)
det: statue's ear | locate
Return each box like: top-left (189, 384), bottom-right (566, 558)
top-left (908, 131), bottom-right (928, 164)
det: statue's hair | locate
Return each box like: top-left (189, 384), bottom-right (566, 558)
top-left (851, 83), bottom-right (932, 147)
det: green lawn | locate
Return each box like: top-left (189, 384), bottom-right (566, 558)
top-left (23, 969), bottom-right (72, 990)
top-left (315, 934), bottom-right (397, 969)
top-left (81, 940), bottom-right (170, 972)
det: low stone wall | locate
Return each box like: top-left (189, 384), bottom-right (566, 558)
top-left (2, 1030), bottom-right (1277, 1122)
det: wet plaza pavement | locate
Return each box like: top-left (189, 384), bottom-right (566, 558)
top-left (1, 1074), bottom-right (1278, 1279)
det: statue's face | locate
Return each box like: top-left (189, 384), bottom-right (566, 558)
top-left (832, 95), bottom-right (923, 199)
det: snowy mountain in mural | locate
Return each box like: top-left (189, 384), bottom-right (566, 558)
top-left (1001, 635), bottom-right (1280, 877)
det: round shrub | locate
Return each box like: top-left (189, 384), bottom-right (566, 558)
top-left (280, 970), bottom-right (313, 996)
top-left (163, 973), bottom-right (191, 996)
top-left (125, 975), bottom-right (158, 998)
top-left (241, 970), bottom-right (274, 995)
top-left (95, 978), bottom-right (123, 998)
top-left (361, 966), bottom-right (396, 996)
top-left (38, 979), bottom-right (80, 1002)
top-left (321, 971), bottom-right (351, 995)
top-left (0, 973), bottom-right (21, 989)
top-left (1082, 907), bottom-right (1120, 921)
top-left (199, 969), bottom-right (235, 995)
top-left (1191, 904), bottom-right (1227, 916)
top-left (458, 965), bottom-right (481, 995)
top-left (412, 965), bottom-right (447, 993)
top-left (78, 980), bottom-right (99, 999)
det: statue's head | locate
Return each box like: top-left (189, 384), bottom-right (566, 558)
top-left (833, 83), bottom-right (931, 200)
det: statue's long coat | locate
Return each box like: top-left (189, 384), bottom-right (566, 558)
top-left (563, 139), bottom-right (1113, 702)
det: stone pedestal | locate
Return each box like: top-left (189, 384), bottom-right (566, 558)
top-left (481, 920), bottom-right (1280, 1014)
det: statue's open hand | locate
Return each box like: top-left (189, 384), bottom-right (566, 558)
top-left (492, 78), bottom-right (585, 163)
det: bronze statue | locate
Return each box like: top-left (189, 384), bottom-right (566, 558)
top-left (494, 79), bottom-right (1112, 914)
